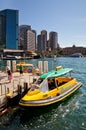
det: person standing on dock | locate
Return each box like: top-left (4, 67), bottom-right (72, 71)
top-left (6, 65), bottom-right (12, 83)
top-left (19, 64), bottom-right (23, 76)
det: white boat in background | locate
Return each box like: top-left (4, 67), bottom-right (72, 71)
top-left (1, 55), bottom-right (22, 60)
top-left (70, 53), bottom-right (83, 57)
top-left (1, 55), bottom-right (33, 60)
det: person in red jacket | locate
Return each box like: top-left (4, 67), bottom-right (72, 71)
top-left (6, 65), bottom-right (12, 83)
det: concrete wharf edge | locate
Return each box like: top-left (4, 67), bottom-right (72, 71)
top-left (0, 71), bottom-right (39, 112)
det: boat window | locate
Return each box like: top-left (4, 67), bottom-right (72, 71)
top-left (48, 78), bottom-right (56, 90)
top-left (27, 66), bottom-right (33, 73)
top-left (37, 78), bottom-right (43, 84)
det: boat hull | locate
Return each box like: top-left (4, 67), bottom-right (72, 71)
top-left (19, 82), bottom-right (82, 107)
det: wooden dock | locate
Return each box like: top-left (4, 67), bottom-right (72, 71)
top-left (0, 71), bottom-right (39, 112)
top-left (0, 60), bottom-right (49, 115)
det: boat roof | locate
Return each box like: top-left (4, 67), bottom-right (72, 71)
top-left (17, 62), bottom-right (34, 67)
top-left (40, 68), bottom-right (73, 79)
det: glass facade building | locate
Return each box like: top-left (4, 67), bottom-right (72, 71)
top-left (0, 9), bottom-right (19, 49)
top-left (37, 30), bottom-right (47, 52)
top-left (41, 30), bottom-right (47, 51)
top-left (49, 31), bottom-right (58, 50)
top-left (37, 35), bottom-right (41, 52)
top-left (19, 25), bottom-right (36, 51)
top-left (19, 25), bottom-right (31, 50)
top-left (0, 15), bottom-right (6, 48)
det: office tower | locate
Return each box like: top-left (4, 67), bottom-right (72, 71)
top-left (37, 35), bottom-right (41, 52)
top-left (41, 30), bottom-right (47, 51)
top-left (49, 31), bottom-right (58, 50)
top-left (19, 25), bottom-right (31, 50)
top-left (27, 30), bottom-right (35, 52)
top-left (0, 14), bottom-right (6, 48)
top-left (32, 30), bottom-right (36, 50)
top-left (19, 25), bottom-right (36, 51)
top-left (0, 9), bottom-right (19, 49)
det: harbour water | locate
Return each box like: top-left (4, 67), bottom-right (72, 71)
top-left (0, 57), bottom-right (86, 130)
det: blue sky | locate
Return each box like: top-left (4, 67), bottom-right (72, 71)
top-left (0, 0), bottom-right (86, 47)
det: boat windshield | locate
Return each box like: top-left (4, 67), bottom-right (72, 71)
top-left (29, 84), bottom-right (39, 91)
top-left (34, 78), bottom-right (49, 92)
top-left (29, 78), bottom-right (49, 92)
top-left (39, 78), bottom-right (49, 92)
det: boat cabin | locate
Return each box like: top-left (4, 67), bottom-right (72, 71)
top-left (30, 76), bottom-right (73, 93)
top-left (28, 67), bottom-right (74, 93)
top-left (16, 62), bottom-right (34, 73)
top-left (16, 61), bottom-right (40, 74)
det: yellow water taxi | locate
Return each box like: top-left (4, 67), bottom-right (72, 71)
top-left (19, 66), bottom-right (82, 107)
top-left (16, 61), bottom-right (40, 74)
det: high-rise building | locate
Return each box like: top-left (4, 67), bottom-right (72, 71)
top-left (41, 30), bottom-right (47, 51)
top-left (32, 30), bottom-right (36, 50)
top-left (0, 9), bottom-right (19, 49)
top-left (19, 25), bottom-right (31, 50)
top-left (37, 35), bottom-right (41, 52)
top-left (0, 14), bottom-right (6, 48)
top-left (19, 25), bottom-right (36, 51)
top-left (49, 31), bottom-right (58, 50)
top-left (37, 30), bottom-right (47, 52)
top-left (27, 30), bottom-right (35, 52)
